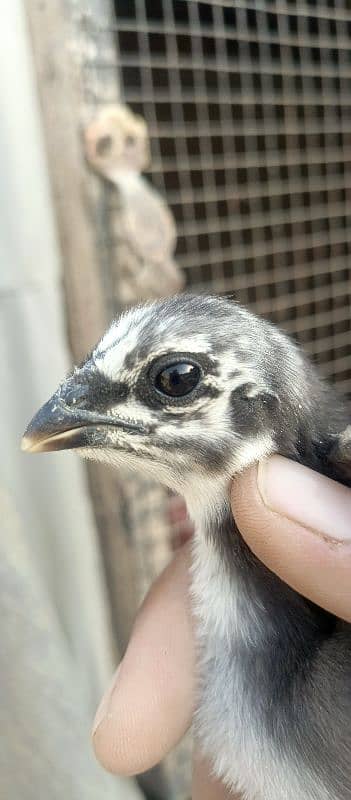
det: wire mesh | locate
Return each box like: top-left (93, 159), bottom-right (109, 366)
top-left (108, 0), bottom-right (351, 393)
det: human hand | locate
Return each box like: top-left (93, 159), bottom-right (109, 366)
top-left (92, 455), bottom-right (351, 798)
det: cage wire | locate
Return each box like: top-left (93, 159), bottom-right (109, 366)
top-left (78, 1), bottom-right (351, 798)
top-left (106, 0), bottom-right (351, 393)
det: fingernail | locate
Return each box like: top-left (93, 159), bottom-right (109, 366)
top-left (258, 455), bottom-right (351, 542)
top-left (92, 666), bottom-right (120, 736)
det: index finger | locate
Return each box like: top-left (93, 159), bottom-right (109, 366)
top-left (93, 544), bottom-right (194, 775)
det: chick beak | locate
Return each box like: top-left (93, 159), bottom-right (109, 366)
top-left (21, 377), bottom-right (146, 454)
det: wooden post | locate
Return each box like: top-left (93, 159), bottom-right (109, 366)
top-left (23, 0), bottom-right (142, 646)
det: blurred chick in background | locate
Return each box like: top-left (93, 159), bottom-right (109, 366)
top-left (85, 104), bottom-right (184, 304)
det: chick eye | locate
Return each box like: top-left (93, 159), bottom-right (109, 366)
top-left (154, 362), bottom-right (201, 398)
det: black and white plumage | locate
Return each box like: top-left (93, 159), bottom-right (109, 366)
top-left (22, 294), bottom-right (351, 800)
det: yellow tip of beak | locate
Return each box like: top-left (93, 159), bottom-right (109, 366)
top-left (21, 429), bottom-right (83, 453)
top-left (21, 436), bottom-right (34, 452)
top-left (21, 435), bottom-right (50, 453)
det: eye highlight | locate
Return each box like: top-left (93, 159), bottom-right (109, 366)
top-left (154, 362), bottom-right (201, 398)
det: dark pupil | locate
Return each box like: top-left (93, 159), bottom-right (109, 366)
top-left (155, 363), bottom-right (200, 397)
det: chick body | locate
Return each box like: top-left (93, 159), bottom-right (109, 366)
top-left (22, 295), bottom-right (351, 799)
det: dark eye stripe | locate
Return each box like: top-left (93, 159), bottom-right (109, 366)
top-left (155, 363), bottom-right (201, 397)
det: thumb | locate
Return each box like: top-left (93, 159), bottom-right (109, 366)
top-left (231, 456), bottom-right (351, 623)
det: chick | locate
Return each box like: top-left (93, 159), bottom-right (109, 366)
top-left (85, 104), bottom-right (183, 303)
top-left (23, 294), bottom-right (351, 800)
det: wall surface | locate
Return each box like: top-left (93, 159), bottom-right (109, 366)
top-left (0, 1), bottom-right (142, 797)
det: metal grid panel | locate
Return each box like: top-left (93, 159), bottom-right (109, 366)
top-left (108, 0), bottom-right (351, 393)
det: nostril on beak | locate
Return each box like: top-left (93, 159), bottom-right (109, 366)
top-left (96, 134), bottom-right (113, 157)
top-left (62, 382), bottom-right (90, 409)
